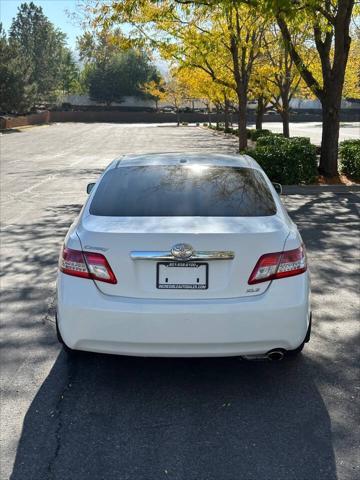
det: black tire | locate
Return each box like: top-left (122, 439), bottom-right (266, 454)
top-left (286, 341), bottom-right (305, 357)
top-left (55, 314), bottom-right (77, 356)
top-left (286, 313), bottom-right (312, 358)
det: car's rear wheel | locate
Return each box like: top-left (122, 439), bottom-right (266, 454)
top-left (55, 314), bottom-right (77, 356)
top-left (286, 313), bottom-right (312, 358)
top-left (286, 341), bottom-right (305, 357)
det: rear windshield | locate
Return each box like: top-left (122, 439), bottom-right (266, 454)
top-left (89, 165), bottom-right (276, 217)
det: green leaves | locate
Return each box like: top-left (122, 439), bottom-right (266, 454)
top-left (249, 135), bottom-right (318, 184)
top-left (339, 140), bottom-right (360, 178)
top-left (0, 23), bottom-right (35, 112)
top-left (9, 2), bottom-right (66, 101)
top-left (87, 49), bottom-right (159, 105)
top-left (1, 2), bottom-right (80, 112)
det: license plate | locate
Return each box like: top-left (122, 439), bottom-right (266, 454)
top-left (157, 262), bottom-right (208, 289)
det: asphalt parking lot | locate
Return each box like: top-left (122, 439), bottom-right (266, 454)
top-left (1, 123), bottom-right (359, 480)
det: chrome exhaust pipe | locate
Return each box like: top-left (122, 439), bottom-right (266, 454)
top-left (267, 349), bottom-right (285, 361)
top-left (241, 354), bottom-right (268, 361)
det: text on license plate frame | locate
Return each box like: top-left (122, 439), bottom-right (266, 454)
top-left (156, 262), bottom-right (208, 289)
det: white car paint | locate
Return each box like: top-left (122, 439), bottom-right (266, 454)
top-left (57, 153), bottom-right (311, 357)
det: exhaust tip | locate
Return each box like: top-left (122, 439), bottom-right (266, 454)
top-left (267, 349), bottom-right (285, 361)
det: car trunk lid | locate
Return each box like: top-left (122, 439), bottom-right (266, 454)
top-left (77, 215), bottom-right (289, 299)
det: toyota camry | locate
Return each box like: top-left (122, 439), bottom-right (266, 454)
top-left (56, 153), bottom-right (311, 360)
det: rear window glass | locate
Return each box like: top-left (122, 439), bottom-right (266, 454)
top-left (89, 165), bottom-right (276, 217)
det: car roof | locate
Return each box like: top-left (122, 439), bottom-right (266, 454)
top-left (108, 153), bottom-right (262, 171)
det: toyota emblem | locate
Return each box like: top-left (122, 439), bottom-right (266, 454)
top-left (171, 243), bottom-right (194, 261)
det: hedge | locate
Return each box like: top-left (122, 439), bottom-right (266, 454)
top-left (248, 136), bottom-right (318, 184)
top-left (256, 135), bottom-right (310, 147)
top-left (247, 129), bottom-right (272, 141)
top-left (339, 139), bottom-right (360, 178)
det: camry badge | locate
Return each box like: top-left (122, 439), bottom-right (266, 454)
top-left (171, 243), bottom-right (194, 261)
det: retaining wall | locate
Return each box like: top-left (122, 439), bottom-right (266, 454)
top-left (1, 109), bottom-right (359, 130)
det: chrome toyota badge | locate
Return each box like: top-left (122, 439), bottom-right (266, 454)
top-left (171, 243), bottom-right (194, 261)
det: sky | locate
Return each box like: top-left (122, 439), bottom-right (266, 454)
top-left (1, 0), bottom-right (82, 49)
top-left (0, 0), bottom-right (169, 72)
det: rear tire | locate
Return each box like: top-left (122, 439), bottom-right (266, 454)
top-left (286, 341), bottom-right (305, 357)
top-left (55, 314), bottom-right (77, 356)
top-left (286, 313), bottom-right (312, 358)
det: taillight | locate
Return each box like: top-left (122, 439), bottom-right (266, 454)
top-left (59, 247), bottom-right (117, 284)
top-left (248, 245), bottom-right (307, 284)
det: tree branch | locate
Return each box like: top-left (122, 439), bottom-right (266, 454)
top-left (276, 13), bottom-right (324, 101)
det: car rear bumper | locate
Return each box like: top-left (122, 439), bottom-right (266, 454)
top-left (57, 273), bottom-right (310, 357)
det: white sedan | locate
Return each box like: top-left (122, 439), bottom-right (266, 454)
top-left (56, 153), bottom-right (311, 360)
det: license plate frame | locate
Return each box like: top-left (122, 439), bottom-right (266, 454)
top-left (156, 262), bottom-right (208, 290)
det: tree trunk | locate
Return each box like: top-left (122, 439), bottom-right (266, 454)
top-left (280, 89), bottom-right (290, 137)
top-left (280, 109), bottom-right (290, 138)
top-left (208, 107), bottom-right (211, 126)
top-left (224, 97), bottom-right (230, 131)
top-left (237, 92), bottom-right (247, 151)
top-left (319, 99), bottom-right (341, 177)
top-left (176, 109), bottom-right (180, 126)
top-left (255, 96), bottom-right (265, 130)
top-left (276, 4), bottom-right (353, 177)
top-left (215, 105), bottom-right (220, 129)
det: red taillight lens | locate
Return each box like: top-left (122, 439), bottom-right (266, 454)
top-left (60, 247), bottom-right (90, 279)
top-left (59, 247), bottom-right (117, 284)
top-left (248, 245), bottom-right (307, 284)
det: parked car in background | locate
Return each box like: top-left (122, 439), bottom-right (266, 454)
top-left (161, 106), bottom-right (176, 113)
top-left (265, 109), bottom-right (278, 116)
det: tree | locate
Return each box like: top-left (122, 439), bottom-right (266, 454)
top-left (87, 49), bottom-right (160, 106)
top-left (251, 26), bottom-right (310, 136)
top-left (270, 0), bottom-right (355, 176)
top-left (177, 66), bottom-right (236, 128)
top-left (141, 79), bottom-right (167, 110)
top-left (87, 58), bottom-right (124, 105)
top-left (343, 33), bottom-right (360, 99)
top-left (162, 72), bottom-right (190, 125)
top-left (77, 28), bottom-right (128, 65)
top-left (249, 74), bottom-right (273, 131)
top-left (58, 49), bottom-right (80, 95)
top-left (167, 3), bottom-right (267, 148)
top-left (9, 2), bottom-right (67, 103)
top-left (83, 1), bottom-right (268, 150)
top-left (82, 0), bottom-right (357, 165)
top-left (0, 23), bottom-right (35, 113)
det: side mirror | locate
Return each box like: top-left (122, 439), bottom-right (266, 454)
top-left (86, 182), bottom-right (96, 194)
top-left (272, 183), bottom-right (282, 195)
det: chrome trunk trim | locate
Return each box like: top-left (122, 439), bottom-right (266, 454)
top-left (130, 250), bottom-right (235, 261)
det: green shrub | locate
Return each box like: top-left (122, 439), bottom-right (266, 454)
top-left (248, 136), bottom-right (318, 184)
top-left (256, 135), bottom-right (281, 147)
top-left (181, 122), bottom-right (189, 126)
top-left (339, 139), bottom-right (360, 178)
top-left (203, 123), bottom-right (208, 126)
top-left (290, 136), bottom-right (311, 144)
top-left (248, 129), bottom-right (273, 141)
top-left (256, 135), bottom-right (309, 148)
